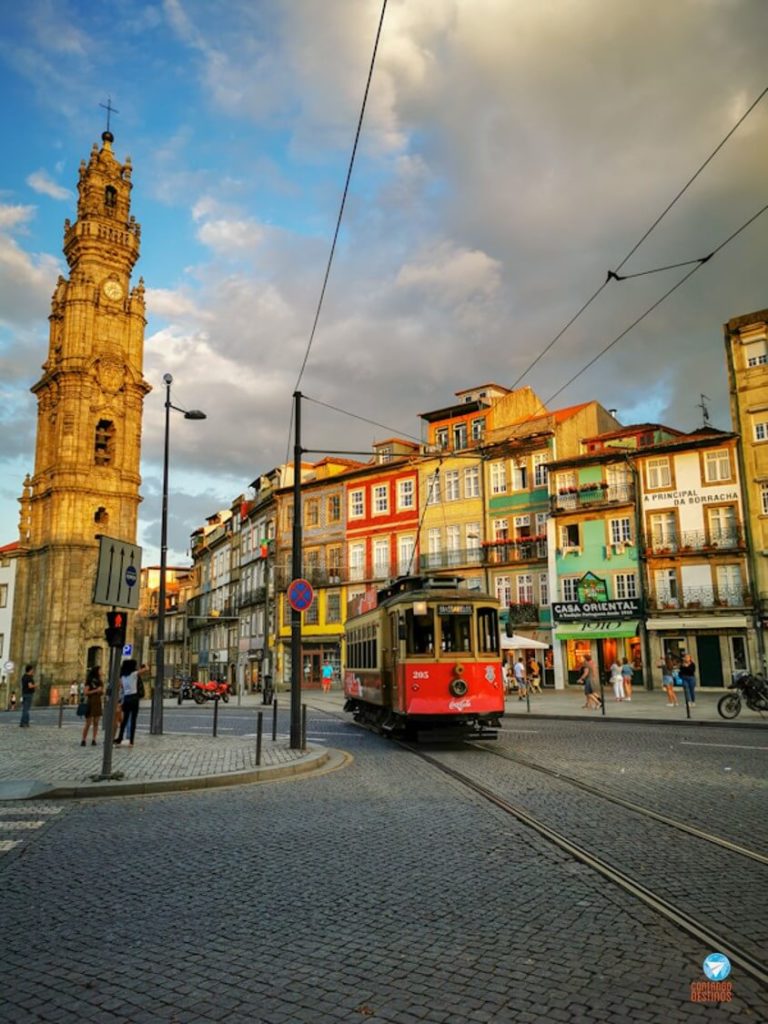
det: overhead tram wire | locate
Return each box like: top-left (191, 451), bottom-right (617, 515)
top-left (283, 0), bottom-right (389, 466)
top-left (508, 82), bottom-right (768, 391)
top-left (540, 199), bottom-right (768, 410)
top-left (303, 393), bottom-right (423, 445)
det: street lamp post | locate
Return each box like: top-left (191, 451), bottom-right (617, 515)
top-left (151, 373), bottom-right (206, 736)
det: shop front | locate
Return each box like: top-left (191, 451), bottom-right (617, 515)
top-left (645, 615), bottom-right (754, 688)
top-left (552, 576), bottom-right (644, 689)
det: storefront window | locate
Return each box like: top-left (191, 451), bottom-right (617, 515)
top-left (566, 639), bottom-right (591, 673)
top-left (730, 636), bottom-right (748, 672)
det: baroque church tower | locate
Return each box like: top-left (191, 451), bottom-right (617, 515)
top-left (11, 130), bottom-right (150, 693)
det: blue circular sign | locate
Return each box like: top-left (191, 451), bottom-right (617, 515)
top-left (702, 953), bottom-right (731, 981)
top-left (287, 578), bottom-right (314, 612)
top-left (125, 565), bottom-right (138, 587)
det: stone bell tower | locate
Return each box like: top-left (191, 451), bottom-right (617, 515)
top-left (11, 129), bottom-right (150, 695)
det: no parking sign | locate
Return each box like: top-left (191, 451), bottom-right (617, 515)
top-left (287, 578), bottom-right (314, 612)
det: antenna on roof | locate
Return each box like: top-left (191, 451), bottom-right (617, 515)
top-left (698, 393), bottom-right (711, 427)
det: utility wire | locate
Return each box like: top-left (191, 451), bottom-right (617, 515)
top-left (509, 83), bottom-right (767, 390)
top-left (541, 200), bottom-right (768, 409)
top-left (283, 0), bottom-right (387, 469)
top-left (292, 0), bottom-right (388, 394)
top-left (303, 393), bottom-right (422, 444)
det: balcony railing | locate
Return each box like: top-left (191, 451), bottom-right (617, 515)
top-left (418, 549), bottom-right (484, 572)
top-left (649, 587), bottom-right (751, 611)
top-left (238, 586), bottom-right (267, 608)
top-left (645, 527), bottom-right (745, 556)
top-left (275, 566), bottom-right (346, 588)
top-left (551, 482), bottom-right (635, 513)
top-left (506, 601), bottom-right (539, 624)
top-left (482, 539), bottom-right (547, 565)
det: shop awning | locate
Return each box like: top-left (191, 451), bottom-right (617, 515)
top-left (645, 616), bottom-right (749, 631)
top-left (555, 622), bottom-right (640, 641)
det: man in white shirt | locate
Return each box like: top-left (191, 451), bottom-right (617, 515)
top-left (514, 657), bottom-right (527, 699)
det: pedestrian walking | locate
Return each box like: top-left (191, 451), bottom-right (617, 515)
top-left (502, 660), bottom-right (512, 694)
top-left (678, 653), bottom-right (697, 706)
top-left (9, 690), bottom-right (17, 712)
top-left (620, 657), bottom-right (634, 701)
top-left (513, 657), bottom-right (527, 699)
top-left (80, 666), bottom-right (104, 746)
top-left (578, 655), bottom-right (601, 709)
top-left (321, 659), bottom-right (334, 693)
top-left (527, 657), bottom-right (542, 694)
top-left (19, 664), bottom-right (35, 727)
top-left (68, 681), bottom-right (78, 705)
top-left (609, 660), bottom-right (625, 701)
top-left (658, 655), bottom-right (679, 706)
top-left (115, 660), bottom-right (149, 747)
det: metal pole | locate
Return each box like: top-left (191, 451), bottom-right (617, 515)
top-left (272, 697), bottom-right (278, 741)
top-left (58, 699), bottom-right (64, 728)
top-left (99, 644), bottom-right (121, 779)
top-left (256, 711), bottom-right (263, 766)
top-left (598, 676), bottom-right (606, 716)
top-left (152, 374), bottom-right (172, 736)
top-left (290, 391), bottom-right (304, 750)
top-left (213, 694), bottom-right (219, 737)
top-left (301, 702), bottom-right (307, 751)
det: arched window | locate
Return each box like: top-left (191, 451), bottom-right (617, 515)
top-left (94, 420), bottom-right (115, 466)
top-left (104, 185), bottom-right (117, 208)
top-left (94, 506), bottom-right (109, 526)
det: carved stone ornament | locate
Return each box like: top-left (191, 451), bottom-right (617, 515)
top-left (98, 358), bottom-right (125, 394)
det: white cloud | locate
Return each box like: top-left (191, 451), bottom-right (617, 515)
top-left (396, 243), bottom-right (502, 304)
top-left (0, 204), bottom-right (35, 230)
top-left (26, 169), bottom-right (72, 201)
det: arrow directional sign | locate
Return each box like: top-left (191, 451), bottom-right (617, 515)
top-left (93, 535), bottom-right (142, 609)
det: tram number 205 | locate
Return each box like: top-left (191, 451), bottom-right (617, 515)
top-left (412, 670), bottom-right (430, 680)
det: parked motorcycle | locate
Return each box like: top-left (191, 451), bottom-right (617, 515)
top-left (174, 680), bottom-right (195, 703)
top-left (192, 680), bottom-right (230, 705)
top-left (717, 672), bottom-right (768, 719)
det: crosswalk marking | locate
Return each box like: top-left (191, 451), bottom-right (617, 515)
top-left (0, 820), bottom-right (45, 831)
top-left (0, 841), bottom-right (20, 852)
top-left (0, 805), bottom-right (63, 856)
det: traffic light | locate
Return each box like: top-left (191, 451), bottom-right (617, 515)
top-left (105, 610), bottom-right (128, 647)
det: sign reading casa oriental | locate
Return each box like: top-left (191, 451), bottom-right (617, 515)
top-left (552, 573), bottom-right (642, 623)
top-left (552, 598), bottom-right (643, 623)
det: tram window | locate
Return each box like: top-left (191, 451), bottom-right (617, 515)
top-left (405, 608), bottom-right (434, 655)
top-left (439, 613), bottom-right (473, 653)
top-left (477, 608), bottom-right (499, 654)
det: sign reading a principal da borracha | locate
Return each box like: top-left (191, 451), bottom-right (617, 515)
top-left (552, 598), bottom-right (643, 623)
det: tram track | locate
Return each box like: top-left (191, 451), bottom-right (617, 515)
top-left (470, 742), bottom-right (768, 867)
top-left (398, 739), bottom-right (768, 993)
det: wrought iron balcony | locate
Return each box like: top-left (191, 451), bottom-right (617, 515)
top-left (550, 482), bottom-right (634, 513)
top-left (482, 539), bottom-right (547, 564)
top-left (649, 586), bottom-right (751, 611)
top-left (419, 549), bottom-right (484, 572)
top-left (238, 586), bottom-right (267, 608)
top-left (506, 601), bottom-right (539, 624)
top-left (645, 527), bottom-right (745, 556)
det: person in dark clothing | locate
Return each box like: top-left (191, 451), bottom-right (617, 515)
top-left (678, 653), bottom-right (697, 705)
top-left (115, 660), bottom-right (149, 746)
top-left (20, 665), bottom-right (35, 727)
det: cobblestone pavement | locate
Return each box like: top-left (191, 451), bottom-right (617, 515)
top-left (1, 709), bottom-right (766, 1023)
top-left (0, 715), bottom-right (322, 799)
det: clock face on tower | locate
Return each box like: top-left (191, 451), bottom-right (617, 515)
top-left (103, 280), bottom-right (123, 301)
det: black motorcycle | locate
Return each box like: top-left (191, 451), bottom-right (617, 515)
top-left (717, 672), bottom-right (768, 719)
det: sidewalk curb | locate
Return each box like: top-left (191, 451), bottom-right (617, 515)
top-left (5, 747), bottom-right (340, 802)
top-left (501, 711), bottom-right (768, 729)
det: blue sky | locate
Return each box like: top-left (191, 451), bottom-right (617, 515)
top-left (1, 0), bottom-right (767, 564)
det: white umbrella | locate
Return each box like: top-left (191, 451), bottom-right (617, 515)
top-left (501, 632), bottom-right (550, 650)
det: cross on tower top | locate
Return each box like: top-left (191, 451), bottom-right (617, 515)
top-left (99, 96), bottom-right (119, 136)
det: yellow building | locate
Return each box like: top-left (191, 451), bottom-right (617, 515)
top-left (724, 307), bottom-right (768, 665)
top-left (11, 130), bottom-right (149, 695)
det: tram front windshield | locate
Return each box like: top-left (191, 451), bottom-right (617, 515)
top-left (439, 611), bottom-right (472, 653)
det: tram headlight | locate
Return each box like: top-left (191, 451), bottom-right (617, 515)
top-left (449, 676), bottom-right (468, 697)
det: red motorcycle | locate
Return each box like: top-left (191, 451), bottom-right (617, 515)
top-left (191, 680), bottom-right (230, 704)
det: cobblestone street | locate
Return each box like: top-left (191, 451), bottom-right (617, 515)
top-left (1, 706), bottom-right (766, 1023)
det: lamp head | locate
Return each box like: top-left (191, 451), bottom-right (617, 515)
top-left (184, 410), bottom-right (207, 420)
top-left (163, 373), bottom-right (173, 385)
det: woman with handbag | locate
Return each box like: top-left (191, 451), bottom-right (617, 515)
top-left (115, 660), bottom-right (149, 747)
top-left (80, 666), bottom-right (104, 746)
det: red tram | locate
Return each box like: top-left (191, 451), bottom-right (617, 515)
top-left (343, 575), bottom-right (504, 738)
